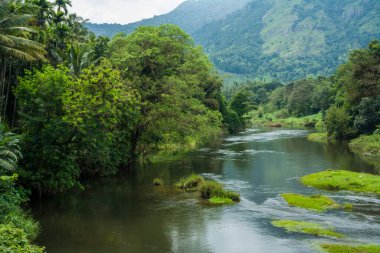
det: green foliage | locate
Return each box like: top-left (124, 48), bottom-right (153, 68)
top-left (325, 106), bottom-right (355, 139)
top-left (281, 193), bottom-right (340, 212)
top-left (349, 133), bottom-right (380, 166)
top-left (108, 25), bottom-right (223, 155)
top-left (208, 196), bottom-right (234, 205)
top-left (153, 178), bottom-right (163, 186)
top-left (16, 65), bottom-right (80, 193)
top-left (353, 96), bottom-right (380, 134)
top-left (174, 174), bottom-right (205, 190)
top-left (301, 170), bottom-right (380, 195)
top-left (320, 244), bottom-right (380, 253)
top-left (0, 224), bottom-right (45, 253)
top-left (198, 180), bottom-right (240, 202)
top-left (307, 133), bottom-right (328, 143)
top-left (63, 60), bottom-right (141, 176)
top-left (0, 126), bottom-right (22, 174)
top-left (271, 220), bottom-right (343, 238)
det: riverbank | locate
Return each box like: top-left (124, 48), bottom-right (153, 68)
top-left (349, 134), bottom-right (380, 171)
top-left (248, 111), bottom-right (324, 128)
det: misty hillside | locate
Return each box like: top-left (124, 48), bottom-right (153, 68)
top-left (86, 0), bottom-right (250, 37)
top-left (86, 0), bottom-right (380, 81)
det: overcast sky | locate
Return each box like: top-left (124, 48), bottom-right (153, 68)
top-left (70, 0), bottom-right (187, 24)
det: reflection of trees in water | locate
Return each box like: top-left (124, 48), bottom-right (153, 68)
top-left (322, 141), bottom-right (375, 173)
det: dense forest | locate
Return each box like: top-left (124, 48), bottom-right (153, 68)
top-left (87, 0), bottom-right (380, 82)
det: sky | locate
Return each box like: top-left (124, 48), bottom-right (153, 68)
top-left (70, 0), bottom-right (187, 24)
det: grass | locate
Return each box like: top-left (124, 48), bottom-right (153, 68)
top-left (320, 244), bottom-right (380, 253)
top-left (301, 170), bottom-right (380, 195)
top-left (307, 132), bottom-right (328, 143)
top-left (153, 178), bottom-right (164, 186)
top-left (349, 134), bottom-right (380, 171)
top-left (271, 220), bottom-right (343, 238)
top-left (281, 193), bottom-right (340, 212)
top-left (199, 180), bottom-right (240, 202)
top-left (249, 111), bottom-right (324, 128)
top-left (174, 174), bottom-right (240, 204)
top-left (209, 196), bottom-right (234, 204)
top-left (174, 174), bottom-right (205, 190)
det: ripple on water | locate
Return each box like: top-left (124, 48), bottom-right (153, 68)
top-left (225, 129), bottom-right (309, 143)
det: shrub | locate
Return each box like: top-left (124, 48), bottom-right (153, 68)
top-left (174, 174), bottom-right (205, 190)
top-left (153, 178), bottom-right (164, 186)
top-left (0, 224), bottom-right (45, 253)
top-left (325, 105), bottom-right (355, 139)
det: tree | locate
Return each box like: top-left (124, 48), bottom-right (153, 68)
top-left (63, 60), bottom-right (141, 175)
top-left (108, 25), bottom-right (222, 155)
top-left (325, 105), bottom-right (355, 139)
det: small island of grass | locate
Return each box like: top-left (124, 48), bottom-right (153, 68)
top-left (175, 174), bottom-right (240, 205)
top-left (301, 170), bottom-right (380, 195)
top-left (320, 244), bottom-right (380, 253)
top-left (307, 132), bottom-right (328, 143)
top-left (272, 220), bottom-right (343, 238)
top-left (281, 193), bottom-right (340, 212)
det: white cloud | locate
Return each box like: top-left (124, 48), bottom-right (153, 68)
top-left (70, 0), bottom-right (187, 24)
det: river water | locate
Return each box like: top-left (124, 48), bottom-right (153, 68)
top-left (32, 128), bottom-right (380, 253)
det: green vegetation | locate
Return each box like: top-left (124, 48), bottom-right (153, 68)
top-left (198, 180), bottom-right (240, 202)
top-left (281, 193), bottom-right (340, 212)
top-left (0, 224), bottom-right (45, 253)
top-left (174, 174), bottom-right (206, 190)
top-left (153, 178), bottom-right (164, 186)
top-left (301, 170), bottom-right (380, 195)
top-left (88, 1), bottom-right (380, 82)
top-left (307, 133), bottom-right (328, 143)
top-left (208, 197), bottom-right (234, 205)
top-left (349, 134), bottom-right (380, 165)
top-left (174, 175), bottom-right (240, 204)
top-left (320, 244), bottom-right (380, 253)
top-left (271, 220), bottom-right (343, 238)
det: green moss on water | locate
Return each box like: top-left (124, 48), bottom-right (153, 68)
top-left (271, 220), bottom-right (343, 238)
top-left (281, 193), bottom-right (340, 212)
top-left (301, 170), bottom-right (380, 195)
top-left (307, 133), bottom-right (328, 143)
top-left (320, 244), bottom-right (380, 253)
top-left (209, 196), bottom-right (234, 204)
top-left (174, 174), bottom-right (205, 190)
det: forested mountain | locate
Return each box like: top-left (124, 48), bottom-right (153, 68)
top-left (85, 0), bottom-right (251, 36)
top-left (87, 0), bottom-right (380, 82)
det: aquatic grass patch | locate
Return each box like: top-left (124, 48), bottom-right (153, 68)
top-left (320, 244), bottom-right (380, 253)
top-left (271, 220), bottom-right (343, 238)
top-left (153, 178), bottom-right (164, 186)
top-left (301, 170), bottom-right (380, 195)
top-left (174, 174), bottom-right (205, 190)
top-left (281, 193), bottom-right (340, 212)
top-left (349, 134), bottom-right (380, 160)
top-left (199, 180), bottom-right (240, 203)
top-left (174, 174), bottom-right (240, 204)
top-left (307, 133), bottom-right (328, 143)
top-left (209, 196), bottom-right (234, 205)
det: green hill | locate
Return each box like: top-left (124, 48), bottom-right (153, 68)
top-left (86, 0), bottom-right (380, 82)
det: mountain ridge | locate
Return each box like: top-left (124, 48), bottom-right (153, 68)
top-left (85, 0), bottom-right (380, 82)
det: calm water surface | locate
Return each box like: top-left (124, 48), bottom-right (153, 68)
top-left (32, 128), bottom-right (380, 253)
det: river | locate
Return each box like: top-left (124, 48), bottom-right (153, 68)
top-left (31, 128), bottom-right (380, 253)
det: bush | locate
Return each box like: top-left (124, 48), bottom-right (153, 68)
top-left (199, 181), bottom-right (240, 202)
top-left (353, 96), bottom-right (380, 134)
top-left (0, 224), bottom-right (45, 253)
top-left (175, 174), bottom-right (205, 190)
top-left (325, 105), bottom-right (355, 139)
top-left (153, 178), bottom-right (164, 186)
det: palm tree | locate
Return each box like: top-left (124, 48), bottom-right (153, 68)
top-left (0, 0), bottom-right (46, 61)
top-left (0, 124), bottom-right (22, 172)
top-left (55, 0), bottom-right (71, 15)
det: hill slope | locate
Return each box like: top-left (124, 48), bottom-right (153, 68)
top-left (86, 0), bottom-right (380, 82)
